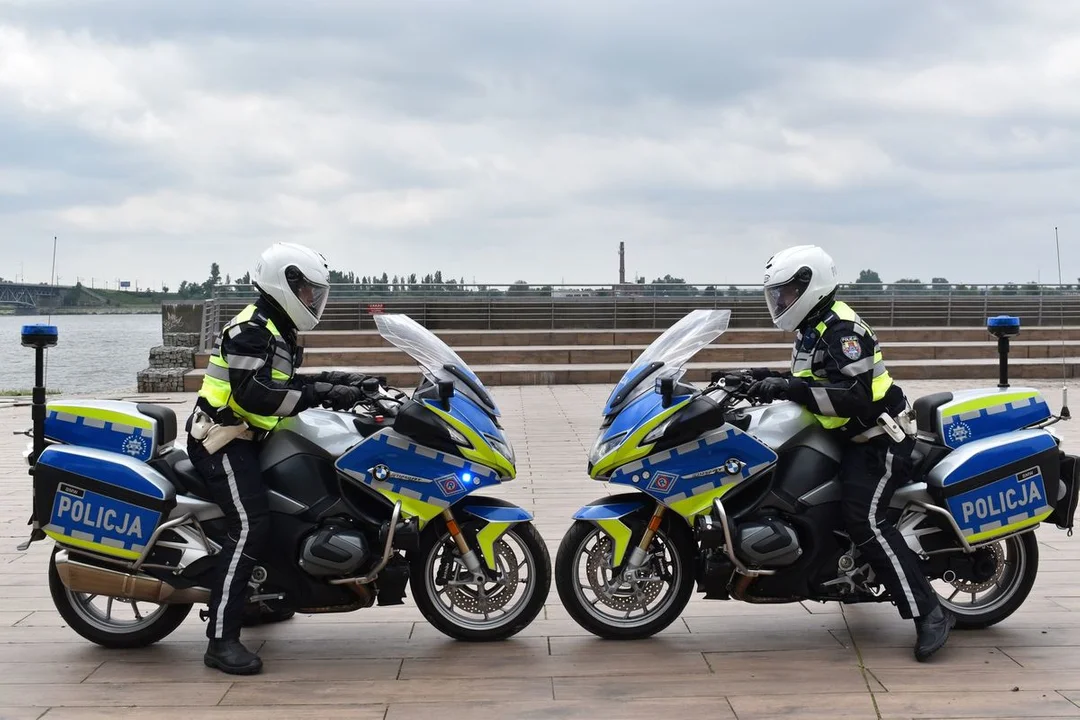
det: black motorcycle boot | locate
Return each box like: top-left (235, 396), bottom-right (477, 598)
top-left (914, 605), bottom-right (955, 662)
top-left (204, 638), bottom-right (263, 675)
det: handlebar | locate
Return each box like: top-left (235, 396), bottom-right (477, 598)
top-left (356, 383), bottom-right (408, 416)
top-left (701, 375), bottom-right (768, 414)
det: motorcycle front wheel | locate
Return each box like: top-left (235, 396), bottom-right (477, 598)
top-left (410, 520), bottom-right (550, 641)
top-left (555, 517), bottom-right (696, 640)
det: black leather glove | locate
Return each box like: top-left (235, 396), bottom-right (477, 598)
top-left (316, 371), bottom-right (368, 387)
top-left (748, 377), bottom-right (790, 403)
top-left (321, 384), bottom-right (364, 411)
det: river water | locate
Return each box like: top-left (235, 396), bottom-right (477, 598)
top-left (0, 314), bottom-right (162, 395)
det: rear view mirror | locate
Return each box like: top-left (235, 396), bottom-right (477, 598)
top-left (657, 377), bottom-right (675, 409)
top-left (437, 380), bottom-right (455, 410)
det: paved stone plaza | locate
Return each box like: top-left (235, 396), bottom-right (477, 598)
top-left (0, 381), bottom-right (1079, 719)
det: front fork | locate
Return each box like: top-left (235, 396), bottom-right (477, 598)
top-left (622, 505), bottom-right (666, 572)
top-left (442, 508), bottom-right (486, 578)
top-left (442, 507), bottom-right (520, 580)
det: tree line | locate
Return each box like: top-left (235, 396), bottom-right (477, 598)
top-left (162, 264), bottom-right (1080, 301)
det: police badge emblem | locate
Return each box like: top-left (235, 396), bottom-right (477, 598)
top-left (840, 336), bottom-right (862, 360)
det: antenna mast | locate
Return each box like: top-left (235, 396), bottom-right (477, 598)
top-left (46, 236), bottom-right (59, 386)
top-left (1056, 227), bottom-right (1071, 420)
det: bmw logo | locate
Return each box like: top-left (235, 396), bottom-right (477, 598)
top-left (372, 464), bottom-right (390, 482)
top-left (724, 458), bottom-right (743, 475)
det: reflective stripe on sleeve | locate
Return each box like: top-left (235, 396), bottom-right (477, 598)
top-left (811, 386), bottom-right (838, 416)
top-left (228, 355), bottom-right (267, 371)
top-left (841, 356), bottom-right (876, 377)
top-left (275, 389), bottom-right (303, 416)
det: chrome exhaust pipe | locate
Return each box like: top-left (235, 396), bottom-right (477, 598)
top-left (54, 550), bottom-right (209, 605)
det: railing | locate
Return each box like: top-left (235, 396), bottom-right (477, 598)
top-left (198, 298), bottom-right (219, 351)
top-left (199, 283), bottom-right (1080, 349)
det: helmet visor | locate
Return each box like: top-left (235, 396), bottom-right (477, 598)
top-left (765, 271), bottom-right (811, 322)
top-left (287, 270), bottom-right (330, 322)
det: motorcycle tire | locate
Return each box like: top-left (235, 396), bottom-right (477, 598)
top-left (49, 548), bottom-right (192, 649)
top-left (938, 531), bottom-right (1039, 630)
top-left (556, 516), bottom-right (696, 640)
top-left (411, 520), bottom-right (550, 642)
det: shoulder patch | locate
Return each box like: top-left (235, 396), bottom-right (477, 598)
top-left (840, 335), bottom-right (862, 360)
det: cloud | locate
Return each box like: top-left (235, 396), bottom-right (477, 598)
top-left (0, 0), bottom-right (1078, 289)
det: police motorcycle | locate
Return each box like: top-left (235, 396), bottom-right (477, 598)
top-left (555, 309), bottom-right (1079, 639)
top-left (18, 315), bottom-right (550, 648)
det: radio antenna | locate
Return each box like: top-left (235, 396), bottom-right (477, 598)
top-left (1056, 227), bottom-right (1071, 420)
top-left (45, 236), bottom-right (58, 388)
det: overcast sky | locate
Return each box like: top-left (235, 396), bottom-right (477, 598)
top-left (1, 1), bottom-right (1078, 290)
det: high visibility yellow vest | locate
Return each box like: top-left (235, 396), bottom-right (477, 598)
top-left (198, 304), bottom-right (294, 431)
top-left (791, 301), bottom-right (894, 430)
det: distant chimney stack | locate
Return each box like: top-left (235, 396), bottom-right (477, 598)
top-left (619, 242), bottom-right (626, 284)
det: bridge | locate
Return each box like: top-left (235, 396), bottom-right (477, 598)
top-left (0, 283), bottom-right (66, 310)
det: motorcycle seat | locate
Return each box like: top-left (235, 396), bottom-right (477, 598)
top-left (910, 438), bottom-right (951, 480)
top-left (152, 449), bottom-right (214, 501)
top-left (912, 392), bottom-right (954, 439)
top-left (170, 459), bottom-right (214, 501)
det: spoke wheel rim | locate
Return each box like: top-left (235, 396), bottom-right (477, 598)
top-left (932, 535), bottom-right (1027, 617)
top-left (65, 590), bottom-right (169, 634)
top-left (424, 528), bottom-right (537, 631)
top-left (571, 526), bottom-right (683, 629)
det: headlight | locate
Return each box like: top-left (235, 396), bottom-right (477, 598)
top-left (485, 434), bottom-right (516, 465)
top-left (643, 417), bottom-right (675, 445)
top-left (590, 432), bottom-right (627, 464)
top-left (433, 415), bottom-right (471, 447)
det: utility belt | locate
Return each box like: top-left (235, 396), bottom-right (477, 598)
top-left (850, 407), bottom-right (918, 444)
top-left (189, 407), bottom-right (264, 454)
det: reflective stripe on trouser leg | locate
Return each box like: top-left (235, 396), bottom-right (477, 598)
top-left (843, 440), bottom-right (937, 619)
top-left (867, 449), bottom-right (918, 617)
top-left (214, 454), bottom-right (249, 640)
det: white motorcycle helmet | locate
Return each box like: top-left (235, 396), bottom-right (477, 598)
top-left (252, 243), bottom-right (331, 332)
top-left (763, 245), bottom-right (839, 332)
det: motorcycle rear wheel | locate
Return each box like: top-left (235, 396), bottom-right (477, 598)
top-left (49, 548), bottom-right (192, 649)
top-left (931, 531), bottom-right (1039, 630)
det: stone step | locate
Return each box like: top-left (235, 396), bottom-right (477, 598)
top-left (195, 340), bottom-right (1080, 369)
top-left (295, 326), bottom-right (1080, 348)
top-left (183, 357), bottom-right (1080, 392)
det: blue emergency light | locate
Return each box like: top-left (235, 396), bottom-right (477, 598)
top-left (987, 316), bottom-right (1020, 389)
top-left (21, 324), bottom-right (59, 464)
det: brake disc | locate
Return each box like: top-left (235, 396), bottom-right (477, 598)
top-left (948, 544), bottom-right (1005, 594)
top-left (446, 539), bottom-right (520, 614)
top-left (584, 536), bottom-right (662, 612)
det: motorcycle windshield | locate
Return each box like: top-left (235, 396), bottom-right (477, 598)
top-left (602, 309), bottom-right (731, 416)
top-left (374, 313), bottom-right (501, 417)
